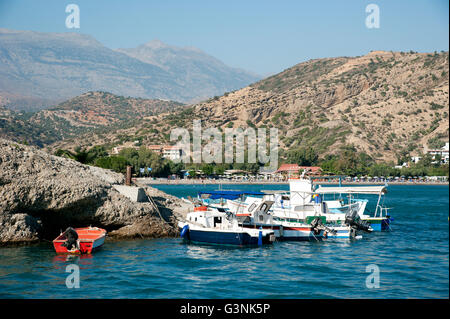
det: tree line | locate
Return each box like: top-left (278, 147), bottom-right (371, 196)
top-left (54, 146), bottom-right (263, 177)
top-left (286, 145), bottom-right (448, 177)
top-left (54, 143), bottom-right (449, 178)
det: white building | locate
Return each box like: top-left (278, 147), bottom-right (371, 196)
top-left (111, 146), bottom-right (124, 155)
top-left (162, 145), bottom-right (183, 161)
top-left (147, 145), bottom-right (163, 154)
top-left (112, 144), bottom-right (184, 161)
top-left (427, 142), bottom-right (449, 164)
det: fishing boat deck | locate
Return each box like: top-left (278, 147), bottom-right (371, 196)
top-left (53, 227), bottom-right (106, 242)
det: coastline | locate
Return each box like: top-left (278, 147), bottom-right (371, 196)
top-left (0, 139), bottom-right (186, 246)
top-left (138, 178), bottom-right (449, 186)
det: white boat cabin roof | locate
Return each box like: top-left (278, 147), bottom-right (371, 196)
top-left (314, 185), bottom-right (387, 195)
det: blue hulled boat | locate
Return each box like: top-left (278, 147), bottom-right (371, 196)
top-left (178, 205), bottom-right (275, 246)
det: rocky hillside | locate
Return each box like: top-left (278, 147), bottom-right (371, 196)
top-left (0, 29), bottom-right (260, 111)
top-left (0, 91), bottom-right (185, 147)
top-left (0, 138), bottom-right (190, 245)
top-left (132, 50), bottom-right (449, 162)
top-left (12, 51), bottom-right (450, 162)
top-left (187, 51), bottom-right (449, 162)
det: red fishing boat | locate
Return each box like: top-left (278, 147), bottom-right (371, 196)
top-left (53, 226), bottom-right (107, 254)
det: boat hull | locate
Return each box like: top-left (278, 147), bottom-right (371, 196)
top-left (324, 228), bottom-right (352, 239)
top-left (280, 226), bottom-right (323, 241)
top-left (179, 225), bottom-right (274, 246)
top-left (363, 217), bottom-right (391, 231)
top-left (242, 224), bottom-right (323, 241)
top-left (323, 225), bottom-right (366, 239)
top-left (53, 227), bottom-right (106, 254)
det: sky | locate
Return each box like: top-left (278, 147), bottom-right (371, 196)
top-left (0, 0), bottom-right (448, 75)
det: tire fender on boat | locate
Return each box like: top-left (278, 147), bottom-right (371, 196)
top-left (258, 227), bottom-right (263, 246)
top-left (180, 225), bottom-right (189, 239)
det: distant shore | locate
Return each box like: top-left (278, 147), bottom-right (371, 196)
top-left (138, 178), bottom-right (449, 186)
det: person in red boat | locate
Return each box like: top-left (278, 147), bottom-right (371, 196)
top-left (61, 227), bottom-right (79, 251)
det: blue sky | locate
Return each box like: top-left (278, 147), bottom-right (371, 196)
top-left (0, 0), bottom-right (448, 75)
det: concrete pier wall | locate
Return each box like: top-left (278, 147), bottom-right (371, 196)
top-left (113, 185), bottom-right (148, 202)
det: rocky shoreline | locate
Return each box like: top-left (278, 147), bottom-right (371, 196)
top-left (0, 139), bottom-right (192, 246)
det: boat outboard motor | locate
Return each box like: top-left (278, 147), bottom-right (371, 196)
top-left (61, 227), bottom-right (79, 250)
top-left (310, 217), bottom-right (337, 236)
top-left (344, 210), bottom-right (372, 233)
top-left (310, 217), bottom-right (323, 235)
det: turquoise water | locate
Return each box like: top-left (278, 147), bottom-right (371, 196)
top-left (0, 184), bottom-right (448, 299)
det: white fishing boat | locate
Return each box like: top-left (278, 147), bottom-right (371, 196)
top-left (226, 178), bottom-right (374, 239)
top-left (196, 191), bottom-right (331, 241)
top-left (191, 191), bottom-right (330, 241)
top-left (314, 184), bottom-right (392, 231)
top-left (234, 199), bottom-right (332, 241)
top-left (178, 205), bottom-right (276, 246)
top-left (261, 184), bottom-right (369, 239)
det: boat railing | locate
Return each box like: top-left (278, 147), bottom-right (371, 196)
top-left (350, 198), bottom-right (369, 203)
top-left (374, 205), bottom-right (392, 218)
top-left (273, 203), bottom-right (292, 209)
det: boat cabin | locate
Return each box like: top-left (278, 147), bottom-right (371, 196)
top-left (186, 206), bottom-right (239, 230)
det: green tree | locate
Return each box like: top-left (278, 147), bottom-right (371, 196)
top-left (95, 156), bottom-right (128, 173)
top-left (201, 164), bottom-right (214, 176)
top-left (215, 165), bottom-right (225, 175)
top-left (188, 169), bottom-right (197, 178)
top-left (319, 155), bottom-right (338, 175)
top-left (333, 145), bottom-right (373, 176)
top-left (420, 153), bottom-right (433, 167)
top-left (286, 147), bottom-right (318, 166)
top-left (168, 161), bottom-right (185, 176)
top-left (118, 147), bottom-right (170, 177)
top-left (86, 146), bottom-right (108, 163)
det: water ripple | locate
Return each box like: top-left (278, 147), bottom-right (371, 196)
top-left (0, 185), bottom-right (448, 298)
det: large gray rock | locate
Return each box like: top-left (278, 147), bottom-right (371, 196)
top-left (0, 139), bottom-right (182, 245)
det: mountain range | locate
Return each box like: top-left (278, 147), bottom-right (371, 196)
top-left (1, 49), bottom-right (448, 163)
top-left (0, 28), bottom-right (260, 111)
top-left (42, 50), bottom-right (449, 163)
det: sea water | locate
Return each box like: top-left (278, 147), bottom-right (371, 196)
top-left (0, 185), bottom-right (448, 299)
